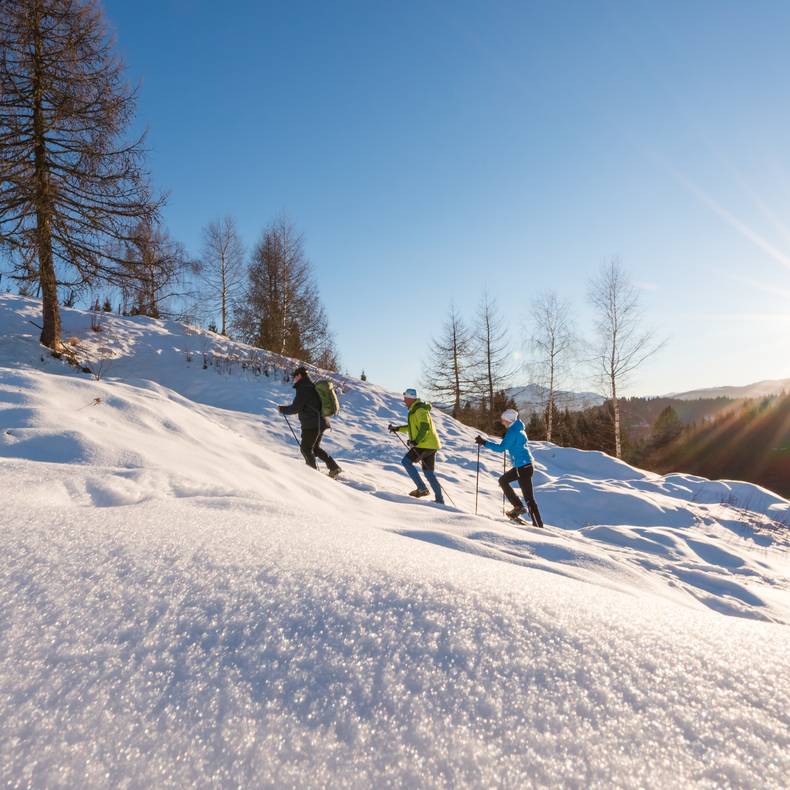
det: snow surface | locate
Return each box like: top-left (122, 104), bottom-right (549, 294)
top-left (1, 294), bottom-right (789, 788)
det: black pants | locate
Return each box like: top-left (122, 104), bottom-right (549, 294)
top-left (300, 428), bottom-right (338, 471)
top-left (499, 464), bottom-right (543, 527)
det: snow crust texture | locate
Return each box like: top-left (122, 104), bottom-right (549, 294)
top-left (1, 295), bottom-right (789, 788)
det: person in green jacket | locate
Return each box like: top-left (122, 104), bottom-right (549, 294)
top-left (388, 387), bottom-right (444, 504)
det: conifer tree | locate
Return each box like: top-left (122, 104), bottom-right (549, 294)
top-left (651, 405), bottom-right (683, 447)
top-left (235, 219), bottom-right (337, 369)
top-left (0, 0), bottom-right (162, 351)
top-left (474, 292), bottom-right (514, 431)
top-left (422, 303), bottom-right (474, 417)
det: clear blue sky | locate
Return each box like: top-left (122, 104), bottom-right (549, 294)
top-left (104, 0), bottom-right (790, 396)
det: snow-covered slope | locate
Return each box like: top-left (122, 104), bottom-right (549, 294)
top-left (1, 294), bottom-right (789, 788)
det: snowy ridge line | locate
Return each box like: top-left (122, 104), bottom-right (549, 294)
top-left (2, 293), bottom-right (790, 786)
top-left (59, 303), bottom-right (353, 395)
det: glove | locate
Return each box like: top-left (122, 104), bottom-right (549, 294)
top-left (407, 439), bottom-right (417, 448)
top-left (475, 435), bottom-right (486, 446)
top-left (388, 424), bottom-right (398, 434)
top-left (278, 405), bottom-right (287, 414)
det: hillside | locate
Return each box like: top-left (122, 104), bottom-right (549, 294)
top-left (650, 394), bottom-right (790, 499)
top-left (1, 294), bottom-right (789, 787)
top-left (666, 377), bottom-right (790, 401)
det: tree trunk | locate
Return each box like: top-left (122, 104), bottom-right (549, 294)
top-left (451, 321), bottom-right (462, 416)
top-left (220, 251), bottom-right (227, 335)
top-left (32, 9), bottom-right (61, 351)
top-left (547, 359), bottom-right (555, 442)
top-left (611, 374), bottom-right (621, 458)
top-left (280, 268), bottom-right (289, 356)
top-left (484, 311), bottom-right (494, 414)
top-left (452, 344), bottom-right (461, 416)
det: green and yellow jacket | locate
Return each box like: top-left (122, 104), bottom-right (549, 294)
top-left (396, 400), bottom-right (441, 450)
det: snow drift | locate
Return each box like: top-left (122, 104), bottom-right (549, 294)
top-left (1, 294), bottom-right (789, 788)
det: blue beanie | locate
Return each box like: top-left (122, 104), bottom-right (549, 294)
top-left (403, 388), bottom-right (418, 399)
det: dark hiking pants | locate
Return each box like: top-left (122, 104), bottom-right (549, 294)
top-left (300, 428), bottom-right (339, 471)
top-left (499, 463), bottom-right (544, 527)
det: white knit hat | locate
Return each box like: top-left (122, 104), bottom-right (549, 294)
top-left (501, 408), bottom-right (519, 424)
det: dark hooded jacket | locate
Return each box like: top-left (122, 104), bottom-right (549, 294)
top-left (281, 374), bottom-right (328, 431)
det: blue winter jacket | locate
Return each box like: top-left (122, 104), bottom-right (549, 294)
top-left (484, 419), bottom-right (534, 468)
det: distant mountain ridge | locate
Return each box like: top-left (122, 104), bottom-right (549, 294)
top-left (506, 384), bottom-right (606, 413)
top-left (506, 376), bottom-right (790, 415)
top-left (665, 377), bottom-right (790, 401)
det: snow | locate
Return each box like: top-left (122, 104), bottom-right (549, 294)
top-left (1, 294), bottom-right (789, 788)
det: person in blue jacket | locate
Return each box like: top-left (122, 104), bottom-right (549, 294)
top-left (475, 408), bottom-right (544, 527)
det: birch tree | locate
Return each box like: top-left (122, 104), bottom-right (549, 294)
top-left (588, 259), bottom-right (663, 458)
top-left (529, 291), bottom-right (575, 442)
top-left (199, 216), bottom-right (244, 335)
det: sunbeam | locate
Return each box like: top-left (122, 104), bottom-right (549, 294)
top-left (659, 158), bottom-right (790, 272)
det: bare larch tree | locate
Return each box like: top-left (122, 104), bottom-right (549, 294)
top-left (589, 259), bottom-right (663, 458)
top-left (235, 219), bottom-right (338, 369)
top-left (475, 291), bottom-right (514, 420)
top-left (0, 0), bottom-right (161, 351)
top-left (529, 290), bottom-right (575, 443)
top-left (422, 302), bottom-right (474, 417)
top-left (120, 221), bottom-right (193, 319)
top-left (199, 216), bottom-right (244, 335)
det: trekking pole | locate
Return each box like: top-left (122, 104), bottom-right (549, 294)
top-left (474, 443), bottom-right (480, 516)
top-left (282, 412), bottom-right (300, 448)
top-left (390, 429), bottom-right (457, 509)
top-left (502, 453), bottom-right (506, 514)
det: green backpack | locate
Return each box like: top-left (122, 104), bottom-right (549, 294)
top-left (315, 379), bottom-right (340, 417)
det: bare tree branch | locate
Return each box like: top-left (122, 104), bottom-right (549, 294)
top-left (421, 302), bottom-right (475, 417)
top-left (198, 216), bottom-right (245, 335)
top-left (588, 258), bottom-right (666, 458)
top-left (0, 0), bottom-right (164, 351)
top-left (528, 290), bottom-right (576, 442)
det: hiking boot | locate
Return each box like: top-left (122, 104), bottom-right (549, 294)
top-left (506, 505), bottom-right (526, 519)
top-left (328, 467), bottom-right (342, 479)
top-left (409, 488), bottom-right (430, 498)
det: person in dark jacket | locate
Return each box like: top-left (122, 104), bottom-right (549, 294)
top-left (279, 366), bottom-right (341, 477)
top-left (475, 408), bottom-right (543, 526)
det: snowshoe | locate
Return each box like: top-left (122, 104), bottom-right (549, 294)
top-left (409, 488), bottom-right (430, 499)
top-left (506, 505), bottom-right (526, 520)
top-left (328, 467), bottom-right (342, 479)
